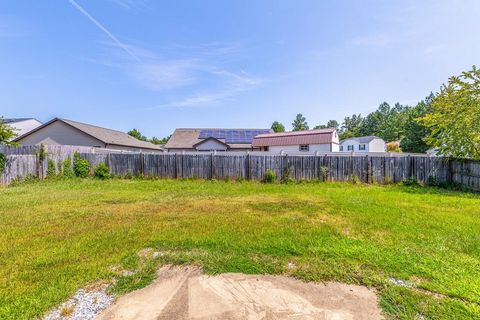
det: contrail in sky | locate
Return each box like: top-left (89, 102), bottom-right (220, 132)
top-left (68, 0), bottom-right (141, 62)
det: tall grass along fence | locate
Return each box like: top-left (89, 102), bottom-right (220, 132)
top-left (1, 151), bottom-right (480, 190)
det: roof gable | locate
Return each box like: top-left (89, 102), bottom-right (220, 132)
top-left (13, 118), bottom-right (161, 150)
top-left (193, 137), bottom-right (229, 150)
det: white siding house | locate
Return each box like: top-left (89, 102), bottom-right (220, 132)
top-left (340, 136), bottom-right (386, 153)
top-left (3, 118), bottom-right (42, 137)
top-left (252, 128), bottom-right (340, 153)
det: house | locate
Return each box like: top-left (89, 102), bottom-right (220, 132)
top-left (426, 148), bottom-right (439, 156)
top-left (251, 128), bottom-right (340, 152)
top-left (13, 118), bottom-right (162, 152)
top-left (3, 118), bottom-right (42, 137)
top-left (165, 128), bottom-right (272, 152)
top-left (339, 136), bottom-right (386, 152)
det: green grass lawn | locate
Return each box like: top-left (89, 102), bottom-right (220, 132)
top-left (1, 179), bottom-right (479, 319)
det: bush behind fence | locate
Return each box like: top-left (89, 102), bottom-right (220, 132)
top-left (1, 152), bottom-right (480, 191)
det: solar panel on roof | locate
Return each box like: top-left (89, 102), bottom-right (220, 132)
top-left (199, 129), bottom-right (270, 144)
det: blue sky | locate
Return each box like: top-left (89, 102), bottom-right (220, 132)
top-left (1, 0), bottom-right (479, 138)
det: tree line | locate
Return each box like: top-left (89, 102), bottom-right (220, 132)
top-left (126, 128), bottom-right (170, 145)
top-left (271, 95), bottom-right (433, 153)
top-left (270, 88), bottom-right (439, 154)
top-left (1, 67), bottom-right (479, 158)
top-left (269, 66), bottom-right (479, 157)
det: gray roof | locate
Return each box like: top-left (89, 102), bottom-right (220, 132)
top-left (2, 118), bottom-right (39, 124)
top-left (165, 128), bottom-right (273, 149)
top-left (340, 136), bottom-right (383, 144)
top-left (13, 118), bottom-right (162, 150)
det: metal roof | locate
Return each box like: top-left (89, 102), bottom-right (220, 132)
top-left (2, 118), bottom-right (39, 124)
top-left (252, 129), bottom-right (336, 147)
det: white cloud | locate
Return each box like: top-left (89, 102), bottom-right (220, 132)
top-left (129, 60), bottom-right (199, 91)
top-left (70, 0), bottom-right (261, 105)
top-left (350, 34), bottom-right (393, 47)
top-left (68, 0), bottom-right (141, 62)
top-left (162, 92), bottom-right (229, 108)
top-left (96, 39), bottom-right (262, 99)
top-left (108, 0), bottom-right (148, 10)
top-left (153, 71), bottom-right (262, 108)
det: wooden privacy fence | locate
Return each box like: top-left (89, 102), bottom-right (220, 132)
top-left (1, 153), bottom-right (480, 191)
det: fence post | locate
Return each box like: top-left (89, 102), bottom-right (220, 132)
top-left (365, 154), bottom-right (369, 183)
top-left (323, 154), bottom-right (328, 181)
top-left (175, 153), bottom-right (181, 179)
top-left (35, 153), bottom-right (40, 179)
top-left (211, 152), bottom-right (215, 179)
top-left (107, 153), bottom-right (111, 175)
top-left (246, 153), bottom-right (251, 181)
top-left (140, 152), bottom-right (144, 177)
top-left (448, 158), bottom-right (454, 184)
top-left (407, 154), bottom-right (412, 178)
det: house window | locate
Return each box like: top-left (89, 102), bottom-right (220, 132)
top-left (340, 146), bottom-right (343, 151)
top-left (299, 144), bottom-right (309, 152)
top-left (359, 144), bottom-right (366, 150)
top-left (347, 145), bottom-right (354, 151)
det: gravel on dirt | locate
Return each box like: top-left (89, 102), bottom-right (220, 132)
top-left (43, 287), bottom-right (113, 320)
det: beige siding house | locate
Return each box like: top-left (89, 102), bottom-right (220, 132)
top-left (13, 118), bottom-right (162, 152)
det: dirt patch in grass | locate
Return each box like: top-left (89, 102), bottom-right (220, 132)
top-left (98, 265), bottom-right (383, 320)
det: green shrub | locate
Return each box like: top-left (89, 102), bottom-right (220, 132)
top-left (264, 169), bottom-right (276, 183)
top-left (281, 167), bottom-right (294, 184)
top-left (95, 162), bottom-right (110, 179)
top-left (403, 176), bottom-right (420, 187)
top-left (47, 159), bottom-right (56, 177)
top-left (9, 174), bottom-right (39, 187)
top-left (39, 144), bottom-right (46, 162)
top-left (427, 175), bottom-right (438, 186)
top-left (73, 152), bottom-right (90, 178)
top-left (351, 174), bottom-right (360, 184)
top-left (0, 153), bottom-right (6, 174)
top-left (320, 166), bottom-right (328, 181)
top-left (62, 156), bottom-right (75, 178)
top-left (384, 175), bottom-right (392, 185)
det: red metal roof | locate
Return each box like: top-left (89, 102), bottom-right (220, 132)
top-left (252, 129), bottom-right (335, 147)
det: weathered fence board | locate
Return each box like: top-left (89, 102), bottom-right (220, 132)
top-left (2, 152), bottom-right (480, 191)
top-left (143, 154), bottom-right (176, 178)
top-left (109, 153), bottom-right (142, 176)
top-left (0, 155), bottom-right (38, 185)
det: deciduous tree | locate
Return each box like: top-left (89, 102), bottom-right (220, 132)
top-left (0, 117), bottom-right (18, 146)
top-left (271, 121), bottom-right (285, 133)
top-left (420, 66), bottom-right (480, 159)
top-left (401, 94), bottom-right (433, 153)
